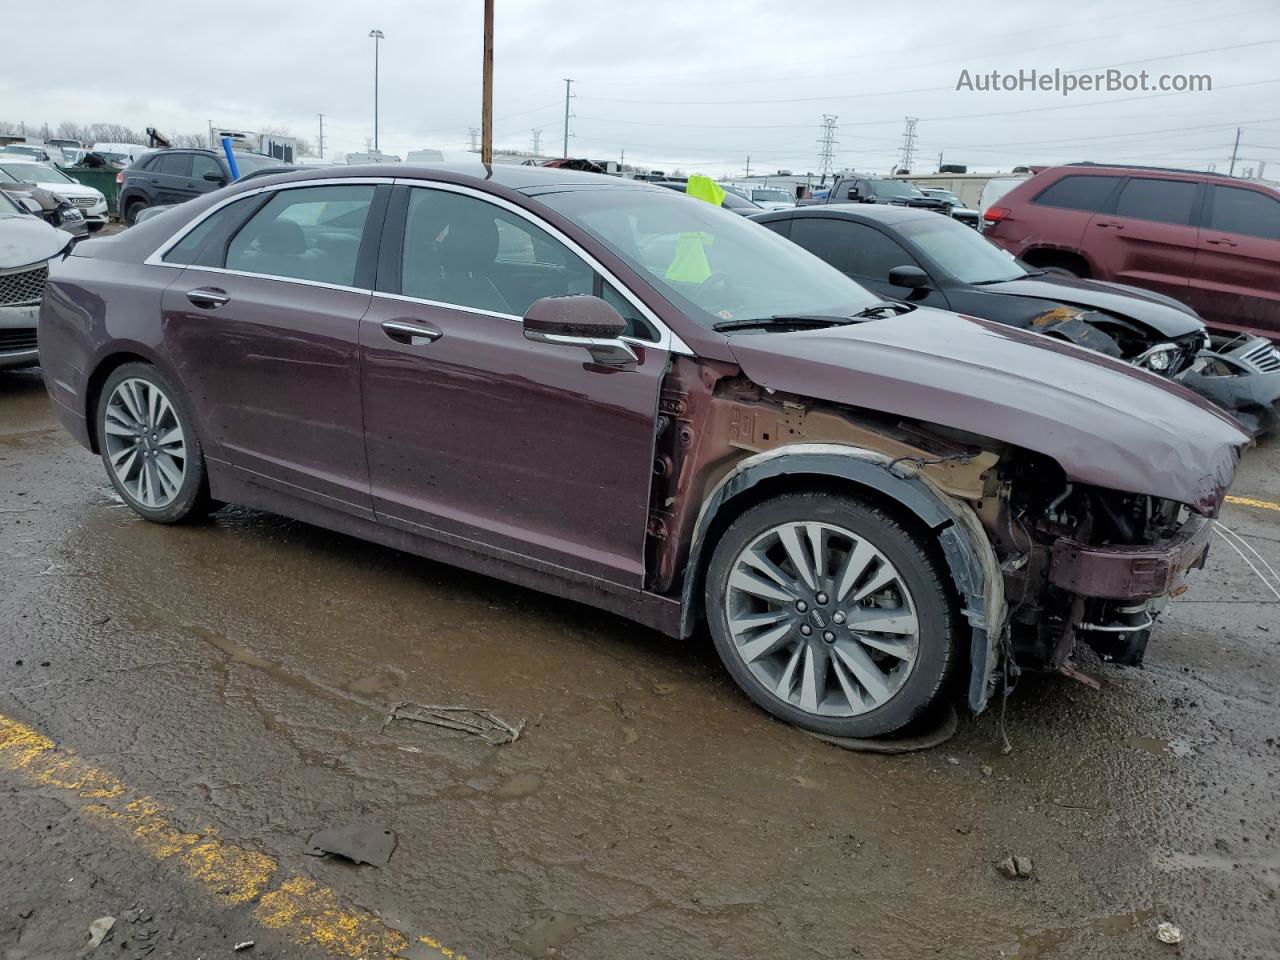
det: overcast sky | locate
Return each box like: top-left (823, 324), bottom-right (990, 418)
top-left (3, 0), bottom-right (1278, 177)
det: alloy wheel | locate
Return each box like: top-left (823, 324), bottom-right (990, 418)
top-left (102, 378), bottom-right (187, 509)
top-left (723, 521), bottom-right (920, 717)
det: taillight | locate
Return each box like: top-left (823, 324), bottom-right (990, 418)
top-left (983, 206), bottom-right (1009, 227)
top-left (115, 170), bottom-right (124, 186)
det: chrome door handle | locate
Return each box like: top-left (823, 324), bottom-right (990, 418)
top-left (1205, 237), bottom-right (1238, 247)
top-left (186, 287), bottom-right (229, 309)
top-left (381, 319), bottom-right (442, 345)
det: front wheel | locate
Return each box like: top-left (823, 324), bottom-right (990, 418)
top-left (124, 199), bottom-right (147, 227)
top-left (705, 492), bottom-right (958, 738)
top-left (96, 362), bottom-right (213, 523)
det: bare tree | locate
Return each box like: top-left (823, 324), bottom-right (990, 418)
top-left (88, 123), bottom-right (144, 145)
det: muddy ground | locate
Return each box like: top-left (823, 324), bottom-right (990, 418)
top-left (1, 365), bottom-right (1278, 960)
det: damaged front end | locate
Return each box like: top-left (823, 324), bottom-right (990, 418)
top-left (1176, 335), bottom-right (1280, 437)
top-left (1029, 305), bottom-right (1280, 436)
top-left (975, 463), bottom-right (1214, 686)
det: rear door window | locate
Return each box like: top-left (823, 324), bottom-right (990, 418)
top-left (154, 153), bottom-right (192, 178)
top-left (789, 218), bottom-right (917, 280)
top-left (1031, 174), bottom-right (1123, 212)
top-left (1208, 185), bottom-right (1280, 240)
top-left (225, 184), bottom-right (375, 286)
top-left (162, 195), bottom-right (258, 264)
top-left (1113, 177), bottom-right (1198, 225)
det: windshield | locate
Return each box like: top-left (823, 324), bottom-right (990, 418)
top-left (0, 189), bottom-right (23, 214)
top-left (870, 180), bottom-right (923, 199)
top-left (233, 153), bottom-right (287, 174)
top-left (0, 168), bottom-right (17, 184)
top-left (899, 214), bottom-right (1027, 284)
top-left (0, 162), bottom-right (69, 183)
top-left (750, 188), bottom-right (794, 205)
top-left (537, 188), bottom-right (881, 330)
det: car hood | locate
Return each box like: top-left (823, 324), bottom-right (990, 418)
top-left (0, 214), bottom-right (71, 269)
top-left (726, 306), bottom-right (1246, 514)
top-left (981, 275), bottom-right (1202, 338)
top-left (30, 181), bottom-right (100, 200)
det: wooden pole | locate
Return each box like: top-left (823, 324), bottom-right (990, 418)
top-left (481, 0), bottom-right (494, 165)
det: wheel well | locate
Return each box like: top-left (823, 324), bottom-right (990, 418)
top-left (1020, 248), bottom-right (1090, 277)
top-left (84, 353), bottom-right (151, 453)
top-left (688, 471), bottom-right (953, 628)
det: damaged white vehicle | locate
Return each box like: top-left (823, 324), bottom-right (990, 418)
top-left (1, 190), bottom-right (73, 369)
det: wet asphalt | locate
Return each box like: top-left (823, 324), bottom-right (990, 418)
top-left (1, 364), bottom-right (1278, 960)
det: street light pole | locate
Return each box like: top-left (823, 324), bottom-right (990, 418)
top-left (369, 29), bottom-right (385, 153)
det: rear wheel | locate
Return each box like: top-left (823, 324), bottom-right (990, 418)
top-left (124, 199), bottom-right (147, 227)
top-left (705, 492), bottom-right (958, 738)
top-left (96, 363), bottom-right (213, 523)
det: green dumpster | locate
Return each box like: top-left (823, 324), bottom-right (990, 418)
top-left (58, 166), bottom-right (121, 218)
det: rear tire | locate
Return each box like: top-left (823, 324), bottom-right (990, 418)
top-left (96, 362), bottom-right (214, 523)
top-left (124, 199), bottom-right (147, 227)
top-left (705, 491), bottom-right (958, 738)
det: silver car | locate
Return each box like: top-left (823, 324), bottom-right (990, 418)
top-left (1, 190), bottom-right (73, 369)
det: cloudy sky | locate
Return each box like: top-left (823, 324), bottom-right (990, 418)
top-left (3, 0), bottom-right (1278, 177)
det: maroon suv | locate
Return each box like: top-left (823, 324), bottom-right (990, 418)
top-left (37, 164), bottom-right (1246, 741)
top-left (983, 163), bottom-right (1280, 341)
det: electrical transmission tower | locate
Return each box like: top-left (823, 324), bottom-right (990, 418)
top-left (898, 117), bottom-right (919, 173)
top-left (468, 127), bottom-right (480, 152)
top-left (817, 115), bottom-right (838, 183)
top-left (531, 128), bottom-right (542, 155)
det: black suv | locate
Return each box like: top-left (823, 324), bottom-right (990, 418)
top-left (117, 149), bottom-right (287, 225)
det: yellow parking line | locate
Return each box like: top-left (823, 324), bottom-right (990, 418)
top-left (1226, 495), bottom-right (1280, 513)
top-left (0, 712), bottom-right (467, 960)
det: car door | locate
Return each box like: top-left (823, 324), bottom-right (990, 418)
top-left (159, 181), bottom-right (390, 517)
top-left (785, 216), bottom-right (951, 308)
top-left (184, 153), bottom-right (226, 202)
top-left (1190, 183), bottom-right (1280, 337)
top-left (359, 183), bottom-right (670, 587)
top-left (1085, 176), bottom-right (1201, 301)
top-left (149, 152), bottom-right (193, 205)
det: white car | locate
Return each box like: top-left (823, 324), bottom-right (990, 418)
top-left (0, 159), bottom-right (108, 231)
top-left (87, 142), bottom-right (151, 167)
top-left (721, 182), bottom-right (797, 210)
top-left (0, 143), bottom-right (65, 164)
top-left (0, 190), bottom-right (73, 369)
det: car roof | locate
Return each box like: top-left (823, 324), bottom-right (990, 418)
top-left (245, 161), bottom-right (668, 198)
top-left (1045, 162), bottom-right (1273, 190)
top-left (758, 203), bottom-right (935, 225)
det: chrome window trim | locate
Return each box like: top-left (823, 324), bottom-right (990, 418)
top-left (143, 174), bottom-right (692, 356)
top-left (142, 177), bottom-right (396, 267)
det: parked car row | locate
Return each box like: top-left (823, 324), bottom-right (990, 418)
top-left (33, 164), bottom-right (1250, 741)
top-left (0, 189), bottom-right (73, 369)
top-left (982, 163), bottom-right (1280, 343)
top-left (0, 159), bottom-right (108, 231)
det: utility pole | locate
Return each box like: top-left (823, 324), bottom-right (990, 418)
top-left (745, 155), bottom-right (751, 178)
top-left (531, 129), bottom-right (542, 155)
top-left (562, 78), bottom-right (574, 158)
top-left (1229, 127), bottom-right (1242, 176)
top-left (816, 115), bottom-right (838, 184)
top-left (368, 29), bottom-right (385, 152)
top-left (480, 0), bottom-right (494, 165)
top-left (937, 150), bottom-right (943, 172)
top-left (620, 147), bottom-right (625, 171)
top-left (898, 117), bottom-right (918, 173)
top-left (317, 114), bottom-right (325, 159)
top-left (468, 128), bottom-right (480, 152)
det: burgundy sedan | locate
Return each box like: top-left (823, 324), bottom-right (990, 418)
top-left (38, 164), bottom-right (1246, 740)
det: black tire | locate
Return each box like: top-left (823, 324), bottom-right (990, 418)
top-left (124, 199), bottom-right (147, 227)
top-left (704, 491), bottom-right (958, 738)
top-left (95, 362), bottom-right (214, 524)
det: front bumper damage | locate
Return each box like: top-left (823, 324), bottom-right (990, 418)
top-left (1177, 336), bottom-right (1280, 437)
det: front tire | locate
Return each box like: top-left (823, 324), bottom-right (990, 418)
top-left (96, 362), bottom-right (213, 523)
top-left (705, 492), bottom-right (958, 738)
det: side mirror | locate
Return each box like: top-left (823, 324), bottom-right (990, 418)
top-left (19, 196), bottom-right (42, 215)
top-left (845, 186), bottom-right (862, 201)
top-left (523, 295), bottom-right (637, 368)
top-left (888, 265), bottom-right (931, 289)
top-left (203, 170), bottom-right (228, 184)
